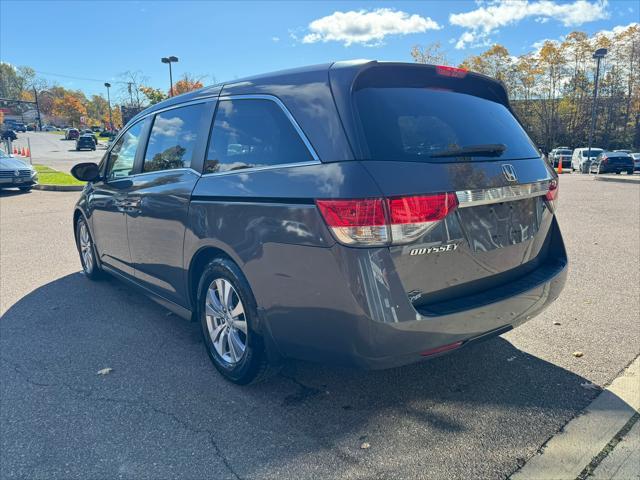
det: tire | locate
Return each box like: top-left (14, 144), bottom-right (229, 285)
top-left (19, 187), bottom-right (32, 192)
top-left (75, 216), bottom-right (104, 280)
top-left (628, 170), bottom-right (634, 175)
top-left (197, 257), bottom-right (269, 384)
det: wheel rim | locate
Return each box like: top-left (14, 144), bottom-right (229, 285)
top-left (79, 222), bottom-right (93, 273)
top-left (205, 278), bottom-right (247, 365)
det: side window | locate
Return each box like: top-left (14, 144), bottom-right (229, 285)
top-left (204, 99), bottom-right (312, 174)
top-left (106, 121), bottom-right (144, 181)
top-left (143, 103), bottom-right (205, 173)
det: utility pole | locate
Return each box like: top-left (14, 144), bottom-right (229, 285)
top-left (33, 87), bottom-right (42, 131)
top-left (586, 48), bottom-right (607, 173)
top-left (127, 82), bottom-right (134, 106)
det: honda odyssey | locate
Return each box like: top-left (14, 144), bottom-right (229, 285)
top-left (70, 61), bottom-right (567, 384)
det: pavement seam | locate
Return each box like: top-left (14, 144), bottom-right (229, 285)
top-left (509, 355), bottom-right (640, 480)
top-left (1, 356), bottom-right (243, 480)
top-left (576, 411), bottom-right (640, 480)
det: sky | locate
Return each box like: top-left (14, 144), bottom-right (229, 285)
top-left (1, 0), bottom-right (637, 101)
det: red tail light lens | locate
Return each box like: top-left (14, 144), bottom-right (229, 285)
top-left (316, 199), bottom-right (388, 245)
top-left (436, 65), bottom-right (468, 78)
top-left (316, 199), bottom-right (385, 227)
top-left (388, 193), bottom-right (458, 224)
top-left (545, 179), bottom-right (558, 201)
top-left (316, 193), bottom-right (458, 246)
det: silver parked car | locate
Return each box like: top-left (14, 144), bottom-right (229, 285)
top-left (0, 150), bottom-right (37, 192)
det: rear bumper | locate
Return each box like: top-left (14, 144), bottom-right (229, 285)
top-left (257, 222), bottom-right (567, 370)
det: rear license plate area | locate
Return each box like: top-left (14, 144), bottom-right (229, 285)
top-left (457, 197), bottom-right (542, 252)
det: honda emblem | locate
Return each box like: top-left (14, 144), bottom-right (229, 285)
top-left (502, 164), bottom-right (517, 182)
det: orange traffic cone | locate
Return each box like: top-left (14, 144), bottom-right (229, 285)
top-left (25, 147), bottom-right (30, 157)
top-left (21, 147), bottom-right (26, 157)
top-left (13, 146), bottom-right (17, 154)
top-left (557, 160), bottom-right (563, 174)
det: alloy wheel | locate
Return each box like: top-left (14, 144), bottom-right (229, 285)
top-left (205, 278), bottom-right (248, 365)
top-left (79, 222), bottom-right (94, 274)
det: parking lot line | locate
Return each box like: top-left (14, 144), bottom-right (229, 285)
top-left (511, 357), bottom-right (640, 480)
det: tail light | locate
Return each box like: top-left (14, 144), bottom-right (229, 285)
top-left (436, 65), bottom-right (468, 78)
top-left (316, 193), bottom-right (458, 246)
top-left (545, 179), bottom-right (559, 210)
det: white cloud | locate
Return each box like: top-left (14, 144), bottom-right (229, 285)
top-left (594, 21), bottom-right (638, 40)
top-left (450, 0), bottom-right (610, 49)
top-left (301, 8), bottom-right (441, 47)
top-left (272, 36), bottom-right (280, 43)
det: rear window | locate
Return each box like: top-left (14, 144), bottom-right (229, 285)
top-left (354, 87), bottom-right (538, 162)
top-left (581, 149), bottom-right (602, 157)
top-left (557, 150), bottom-right (572, 155)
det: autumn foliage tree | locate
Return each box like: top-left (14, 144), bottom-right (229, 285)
top-left (171, 74), bottom-right (204, 96)
top-left (52, 92), bottom-right (87, 127)
top-left (451, 24), bottom-right (640, 150)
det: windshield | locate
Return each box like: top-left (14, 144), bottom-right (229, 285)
top-left (557, 150), bottom-right (572, 155)
top-left (354, 87), bottom-right (538, 162)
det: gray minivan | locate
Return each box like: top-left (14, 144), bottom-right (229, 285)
top-left (71, 61), bottom-right (567, 384)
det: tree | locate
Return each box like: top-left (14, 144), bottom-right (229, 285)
top-left (172, 74), bottom-right (204, 96)
top-left (118, 70), bottom-right (147, 108)
top-left (139, 86), bottom-right (167, 105)
top-left (52, 93), bottom-right (87, 126)
top-left (410, 42), bottom-right (449, 65)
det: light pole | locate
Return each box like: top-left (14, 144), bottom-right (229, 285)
top-left (161, 56), bottom-right (179, 96)
top-left (104, 82), bottom-right (113, 131)
top-left (33, 88), bottom-right (42, 131)
top-left (586, 48), bottom-right (607, 173)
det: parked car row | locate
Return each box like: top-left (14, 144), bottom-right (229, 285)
top-left (546, 146), bottom-right (637, 175)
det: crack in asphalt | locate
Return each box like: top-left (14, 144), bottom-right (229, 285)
top-left (1, 357), bottom-right (243, 480)
top-left (277, 371), bottom-right (383, 477)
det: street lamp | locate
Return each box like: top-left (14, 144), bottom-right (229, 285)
top-left (104, 82), bottom-right (113, 131)
top-left (161, 56), bottom-right (179, 96)
top-left (586, 48), bottom-right (607, 173)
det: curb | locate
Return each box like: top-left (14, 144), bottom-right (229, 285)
top-left (594, 175), bottom-right (640, 184)
top-left (33, 184), bottom-right (84, 192)
top-left (511, 356), bottom-right (640, 480)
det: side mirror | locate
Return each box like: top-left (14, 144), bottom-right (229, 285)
top-left (71, 162), bottom-right (101, 182)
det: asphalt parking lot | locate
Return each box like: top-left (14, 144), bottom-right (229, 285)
top-left (10, 132), bottom-right (105, 173)
top-left (1, 174), bottom-right (639, 479)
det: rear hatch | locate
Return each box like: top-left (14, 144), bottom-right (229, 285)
top-left (606, 154), bottom-right (633, 168)
top-left (335, 63), bottom-right (562, 314)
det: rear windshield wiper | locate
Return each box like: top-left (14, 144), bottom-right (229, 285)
top-left (429, 144), bottom-right (506, 158)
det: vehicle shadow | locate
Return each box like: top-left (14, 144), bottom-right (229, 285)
top-left (0, 272), bottom-right (608, 480)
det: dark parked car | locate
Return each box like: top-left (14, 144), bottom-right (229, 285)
top-left (1, 129), bottom-right (18, 141)
top-left (81, 129), bottom-right (99, 145)
top-left (76, 134), bottom-right (96, 151)
top-left (70, 61), bottom-right (567, 384)
top-left (589, 151), bottom-right (634, 175)
top-left (13, 123), bottom-right (27, 133)
top-left (0, 150), bottom-right (37, 191)
top-left (65, 128), bottom-right (80, 140)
